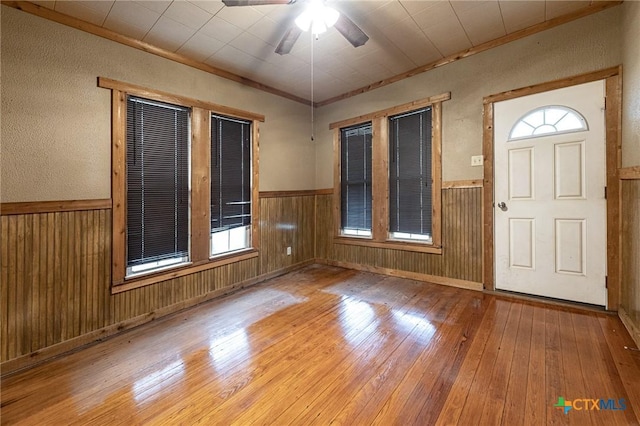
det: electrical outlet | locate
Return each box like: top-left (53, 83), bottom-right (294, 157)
top-left (471, 155), bottom-right (483, 166)
top-left (286, 246), bottom-right (292, 256)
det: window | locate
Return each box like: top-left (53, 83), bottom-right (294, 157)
top-left (509, 105), bottom-right (588, 140)
top-left (210, 114), bottom-right (252, 256)
top-left (389, 108), bottom-right (432, 243)
top-left (332, 93), bottom-right (448, 254)
top-left (126, 96), bottom-right (191, 276)
top-left (100, 77), bottom-right (263, 291)
top-left (340, 123), bottom-right (372, 237)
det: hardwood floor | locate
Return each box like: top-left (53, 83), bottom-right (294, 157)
top-left (2, 265), bottom-right (639, 425)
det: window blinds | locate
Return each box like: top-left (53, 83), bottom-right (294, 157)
top-left (210, 114), bottom-right (252, 233)
top-left (126, 96), bottom-right (190, 268)
top-left (340, 123), bottom-right (373, 232)
top-left (389, 107), bottom-right (432, 236)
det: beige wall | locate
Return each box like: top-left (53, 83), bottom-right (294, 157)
top-left (1, 5), bottom-right (629, 198)
top-left (314, 6), bottom-right (622, 188)
top-left (622, 0), bottom-right (640, 168)
top-left (0, 6), bottom-right (315, 202)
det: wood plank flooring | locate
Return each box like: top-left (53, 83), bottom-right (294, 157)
top-left (2, 265), bottom-right (639, 425)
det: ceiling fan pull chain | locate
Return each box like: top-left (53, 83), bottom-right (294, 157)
top-left (310, 28), bottom-right (315, 142)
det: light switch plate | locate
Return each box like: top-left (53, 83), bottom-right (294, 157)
top-left (471, 155), bottom-right (483, 166)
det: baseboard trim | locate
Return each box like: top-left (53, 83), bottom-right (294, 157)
top-left (317, 258), bottom-right (483, 291)
top-left (619, 306), bottom-right (640, 349)
top-left (0, 259), bottom-right (314, 377)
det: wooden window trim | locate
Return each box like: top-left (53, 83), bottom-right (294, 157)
top-left (102, 78), bottom-right (262, 292)
top-left (334, 237), bottom-right (442, 254)
top-left (331, 93), bottom-right (448, 254)
top-left (99, 78), bottom-right (265, 122)
top-left (111, 250), bottom-right (259, 294)
top-left (329, 92), bottom-right (450, 130)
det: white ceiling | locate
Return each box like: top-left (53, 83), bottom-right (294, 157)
top-left (30, 0), bottom-right (608, 103)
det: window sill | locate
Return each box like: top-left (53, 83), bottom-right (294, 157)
top-left (333, 236), bottom-right (442, 254)
top-left (111, 249), bottom-right (259, 294)
top-left (209, 247), bottom-right (256, 262)
top-left (126, 260), bottom-right (191, 280)
top-left (338, 233), bottom-right (372, 240)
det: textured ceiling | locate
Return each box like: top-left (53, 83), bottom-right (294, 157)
top-left (30, 1), bottom-right (609, 103)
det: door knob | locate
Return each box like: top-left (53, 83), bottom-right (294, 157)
top-left (497, 202), bottom-right (507, 211)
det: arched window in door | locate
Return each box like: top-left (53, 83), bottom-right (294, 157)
top-left (509, 105), bottom-right (588, 141)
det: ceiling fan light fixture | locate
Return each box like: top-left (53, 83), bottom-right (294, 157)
top-left (311, 19), bottom-right (327, 35)
top-left (321, 6), bottom-right (340, 28)
top-left (294, 11), bottom-right (312, 32)
top-left (295, 0), bottom-right (340, 35)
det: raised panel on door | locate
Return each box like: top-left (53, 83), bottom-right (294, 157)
top-left (508, 147), bottom-right (534, 200)
top-left (555, 141), bottom-right (586, 200)
top-left (509, 218), bottom-right (535, 269)
top-left (555, 219), bottom-right (586, 275)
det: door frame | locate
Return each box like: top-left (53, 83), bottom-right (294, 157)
top-left (482, 66), bottom-right (622, 310)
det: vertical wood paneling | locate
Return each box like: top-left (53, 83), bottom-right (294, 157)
top-left (315, 194), bottom-right (333, 261)
top-left (15, 215), bottom-right (25, 358)
top-left (91, 211), bottom-right (99, 331)
top-left (1, 193), bottom-right (317, 368)
top-left (621, 180), bottom-right (640, 342)
top-left (7, 216), bottom-right (17, 360)
top-left (1, 216), bottom-right (9, 361)
top-left (259, 195), bottom-right (316, 275)
top-left (36, 215), bottom-right (46, 350)
top-left (73, 211), bottom-right (82, 339)
top-left (45, 213), bottom-right (54, 347)
top-left (23, 215), bottom-right (33, 354)
top-left (316, 187), bottom-right (482, 283)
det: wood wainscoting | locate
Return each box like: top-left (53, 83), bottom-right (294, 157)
top-left (620, 173), bottom-right (640, 347)
top-left (0, 193), bottom-right (318, 374)
top-left (316, 186), bottom-right (483, 290)
top-left (259, 194), bottom-right (316, 274)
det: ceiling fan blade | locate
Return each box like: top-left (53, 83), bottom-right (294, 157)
top-left (222, 0), bottom-right (295, 6)
top-left (334, 14), bottom-right (369, 48)
top-left (275, 26), bottom-right (302, 55)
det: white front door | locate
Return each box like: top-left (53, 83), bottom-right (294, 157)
top-left (494, 81), bottom-right (607, 306)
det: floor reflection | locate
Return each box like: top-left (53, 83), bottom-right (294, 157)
top-left (208, 328), bottom-right (251, 373)
top-left (338, 296), bottom-right (379, 346)
top-left (133, 359), bottom-right (185, 404)
top-left (392, 310), bottom-right (436, 344)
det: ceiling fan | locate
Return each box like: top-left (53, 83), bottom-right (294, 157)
top-left (221, 0), bottom-right (369, 55)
